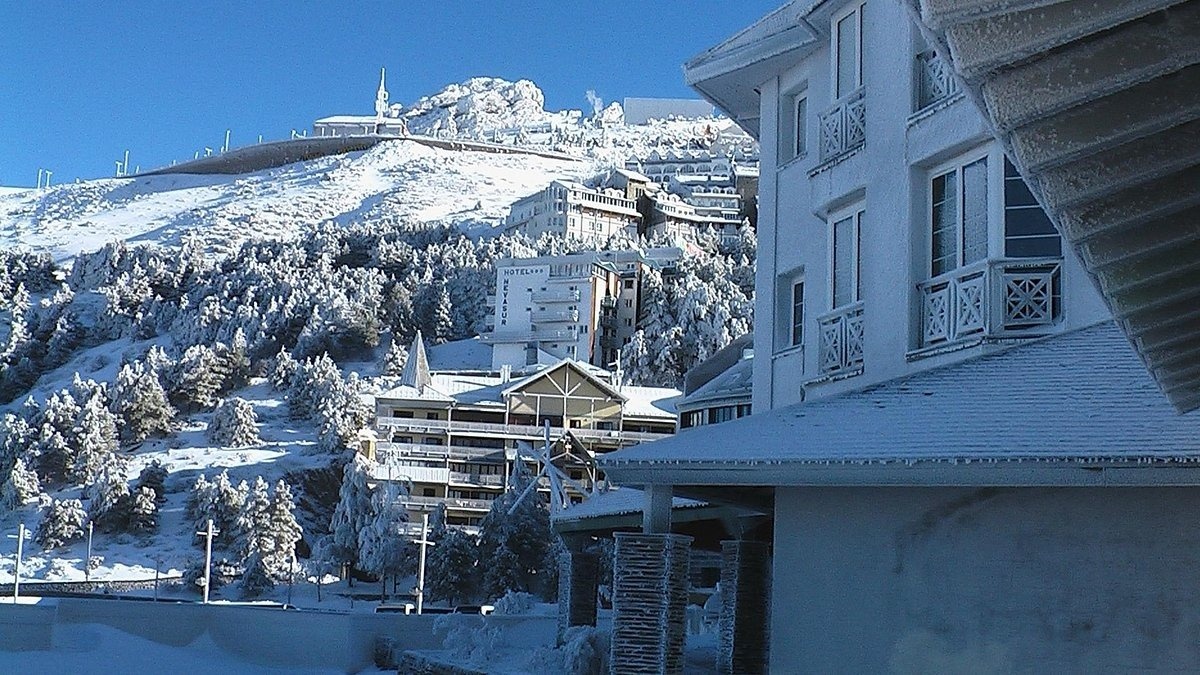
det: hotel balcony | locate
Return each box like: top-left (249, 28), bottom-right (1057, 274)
top-left (915, 50), bottom-right (959, 111)
top-left (818, 87), bottom-right (865, 163)
top-left (402, 494), bottom-right (494, 513)
top-left (533, 308), bottom-right (580, 324)
top-left (530, 288), bottom-right (581, 303)
top-left (916, 258), bottom-right (1062, 351)
top-left (480, 327), bottom-right (578, 344)
top-left (816, 302), bottom-right (865, 377)
top-left (376, 417), bottom-right (673, 445)
top-left (376, 441), bottom-right (507, 462)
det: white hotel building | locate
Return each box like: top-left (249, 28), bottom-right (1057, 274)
top-left (568, 1), bottom-right (1200, 673)
top-left (503, 180), bottom-right (642, 245)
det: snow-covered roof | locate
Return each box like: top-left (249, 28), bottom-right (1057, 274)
top-left (617, 386), bottom-right (680, 420)
top-left (677, 355), bottom-right (753, 411)
top-left (314, 115), bottom-right (405, 125)
top-left (551, 487), bottom-right (705, 525)
top-left (600, 322), bottom-right (1200, 487)
top-left (427, 337), bottom-right (493, 372)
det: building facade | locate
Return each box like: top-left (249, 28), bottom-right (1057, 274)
top-left (484, 249), bottom-right (680, 371)
top-left (373, 335), bottom-right (679, 530)
top-left (585, 1), bottom-right (1200, 672)
top-left (504, 180), bottom-right (642, 244)
top-left (676, 334), bottom-right (753, 429)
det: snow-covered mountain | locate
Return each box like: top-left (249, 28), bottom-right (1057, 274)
top-left (399, 77), bottom-right (574, 136)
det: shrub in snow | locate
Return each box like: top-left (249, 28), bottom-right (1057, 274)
top-left (111, 361), bottom-right (175, 443)
top-left (558, 626), bottom-right (609, 675)
top-left (0, 458), bottom-right (41, 511)
top-left (168, 344), bottom-right (224, 413)
top-left (187, 470), bottom-right (247, 549)
top-left (207, 397), bottom-right (260, 448)
top-left (70, 396), bottom-right (120, 485)
top-left (126, 486), bottom-right (158, 533)
top-left (492, 590), bottom-right (537, 615)
top-left (134, 460), bottom-right (168, 501)
top-left (434, 614), bottom-right (501, 668)
top-left (268, 351), bottom-right (298, 391)
top-left (36, 498), bottom-right (88, 549)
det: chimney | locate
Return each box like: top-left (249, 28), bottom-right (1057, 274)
top-left (500, 364), bottom-right (512, 384)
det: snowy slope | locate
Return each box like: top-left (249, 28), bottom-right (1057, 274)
top-left (0, 141), bottom-right (589, 261)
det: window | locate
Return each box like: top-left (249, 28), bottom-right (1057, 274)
top-left (791, 280), bottom-right (805, 347)
top-left (930, 156), bottom-right (988, 277)
top-left (623, 279), bottom-right (634, 289)
top-left (1004, 157), bottom-right (1061, 258)
top-left (834, 3), bottom-right (865, 99)
top-left (624, 299), bottom-right (633, 308)
top-left (780, 89), bottom-right (808, 162)
top-left (794, 95), bottom-right (808, 157)
top-left (832, 210), bottom-right (863, 308)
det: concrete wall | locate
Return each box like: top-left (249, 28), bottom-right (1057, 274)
top-left (0, 599), bottom-right (557, 673)
top-left (771, 486), bottom-right (1200, 672)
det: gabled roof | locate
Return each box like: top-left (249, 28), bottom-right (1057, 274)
top-left (502, 359), bottom-right (627, 402)
top-left (600, 322), bottom-right (1200, 487)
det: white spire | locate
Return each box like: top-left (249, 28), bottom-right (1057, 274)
top-left (374, 67), bottom-right (388, 120)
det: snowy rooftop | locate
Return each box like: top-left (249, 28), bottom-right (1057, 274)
top-left (551, 486), bottom-right (705, 526)
top-left (601, 322), bottom-right (1200, 486)
top-left (678, 355), bottom-right (752, 410)
top-left (375, 360), bottom-right (679, 419)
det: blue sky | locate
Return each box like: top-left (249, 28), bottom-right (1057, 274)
top-left (0, 2), bottom-right (780, 185)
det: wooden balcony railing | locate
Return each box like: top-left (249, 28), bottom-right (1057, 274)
top-left (819, 87), bottom-right (866, 162)
top-left (817, 302), bottom-right (865, 376)
top-left (918, 257), bottom-right (1062, 348)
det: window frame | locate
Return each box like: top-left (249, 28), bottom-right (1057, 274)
top-left (831, 2), bottom-right (866, 101)
top-left (790, 279), bottom-right (805, 348)
top-left (927, 150), bottom-right (992, 279)
top-left (829, 207), bottom-right (864, 309)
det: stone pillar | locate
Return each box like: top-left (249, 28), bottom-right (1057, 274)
top-left (609, 532), bottom-right (692, 675)
top-left (717, 540), bottom-right (771, 674)
top-left (557, 548), bottom-right (600, 645)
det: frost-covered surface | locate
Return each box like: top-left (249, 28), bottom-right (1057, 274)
top-left (604, 322), bottom-right (1200, 470)
top-left (0, 141), bottom-right (589, 260)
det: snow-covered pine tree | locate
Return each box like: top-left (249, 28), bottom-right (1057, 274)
top-left (475, 460), bottom-right (553, 598)
top-left (431, 281), bottom-right (454, 344)
top-left (425, 528), bottom-right (479, 605)
top-left (35, 498), bottom-right (88, 549)
top-left (111, 361), bottom-right (175, 443)
top-left (482, 544), bottom-right (524, 601)
top-left (127, 486), bottom-right (158, 533)
top-left (85, 457), bottom-right (130, 531)
top-left (269, 350), bottom-right (299, 391)
top-left (357, 482), bottom-right (409, 593)
top-left (327, 456), bottom-right (374, 578)
top-left (240, 551), bottom-right (275, 598)
top-left (235, 476), bottom-right (273, 563)
top-left (70, 396), bottom-right (120, 485)
top-left (169, 344), bottom-right (224, 413)
top-left (265, 480), bottom-right (303, 578)
top-left (188, 470), bottom-right (246, 548)
top-left (381, 338), bottom-right (408, 376)
top-left (0, 458), bottom-right (41, 511)
top-left (207, 397), bottom-right (260, 448)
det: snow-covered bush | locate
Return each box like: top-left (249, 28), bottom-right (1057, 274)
top-left (357, 482), bottom-right (410, 588)
top-left (326, 456), bottom-right (373, 574)
top-left (126, 486), bottom-right (158, 533)
top-left (0, 458), bottom-right (41, 511)
top-left (134, 460), bottom-right (168, 501)
top-left (492, 590), bottom-right (537, 615)
top-left (207, 397), bottom-right (260, 448)
top-left (36, 498), bottom-right (88, 549)
top-left (558, 626), bottom-right (610, 675)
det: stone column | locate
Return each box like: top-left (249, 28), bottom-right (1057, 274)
top-left (717, 540), bottom-right (771, 674)
top-left (609, 532), bottom-right (692, 675)
top-left (557, 547), bottom-right (600, 645)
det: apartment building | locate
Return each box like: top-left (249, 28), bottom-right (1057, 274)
top-left (372, 333), bottom-right (679, 530)
top-left (504, 180), bottom-right (641, 244)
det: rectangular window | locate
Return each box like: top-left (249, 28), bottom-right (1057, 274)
top-left (834, 4), bottom-right (864, 99)
top-left (794, 95), bottom-right (808, 157)
top-left (930, 156), bottom-right (988, 277)
top-left (1004, 158), bottom-right (1062, 258)
top-left (791, 281), bottom-right (805, 347)
top-left (833, 211), bottom-right (862, 308)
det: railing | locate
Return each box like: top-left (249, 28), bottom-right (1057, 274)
top-left (817, 302), bottom-right (865, 376)
top-left (449, 471), bottom-right (505, 487)
top-left (371, 464), bottom-right (451, 484)
top-left (481, 327), bottom-right (577, 344)
top-left (376, 417), bottom-right (673, 444)
top-left (918, 258), bottom-right (1062, 348)
top-left (916, 50), bottom-right (959, 111)
top-left (530, 289), bottom-right (581, 303)
top-left (402, 494), bottom-right (494, 512)
top-left (819, 87), bottom-right (866, 162)
top-left (533, 309), bottom-right (579, 324)
top-left (377, 441), bottom-right (508, 462)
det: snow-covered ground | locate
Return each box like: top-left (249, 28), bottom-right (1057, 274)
top-left (0, 141), bottom-right (589, 261)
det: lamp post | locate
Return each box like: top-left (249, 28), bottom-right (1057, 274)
top-left (85, 521), bottom-right (94, 583)
top-left (196, 519), bottom-right (219, 603)
top-left (8, 524), bottom-right (31, 601)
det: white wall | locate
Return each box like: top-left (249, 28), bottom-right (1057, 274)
top-left (771, 486), bottom-right (1200, 672)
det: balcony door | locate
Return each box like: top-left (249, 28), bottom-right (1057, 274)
top-left (833, 3), bottom-right (865, 100)
top-left (930, 155), bottom-right (989, 277)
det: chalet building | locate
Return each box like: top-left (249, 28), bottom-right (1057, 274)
top-left (548, 1), bottom-right (1200, 672)
top-left (313, 68), bottom-right (408, 137)
top-left (483, 249), bottom-right (681, 370)
top-left (503, 180), bottom-right (642, 244)
top-left (372, 333), bottom-right (679, 531)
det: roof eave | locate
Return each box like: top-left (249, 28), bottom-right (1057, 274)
top-left (602, 458), bottom-right (1200, 488)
